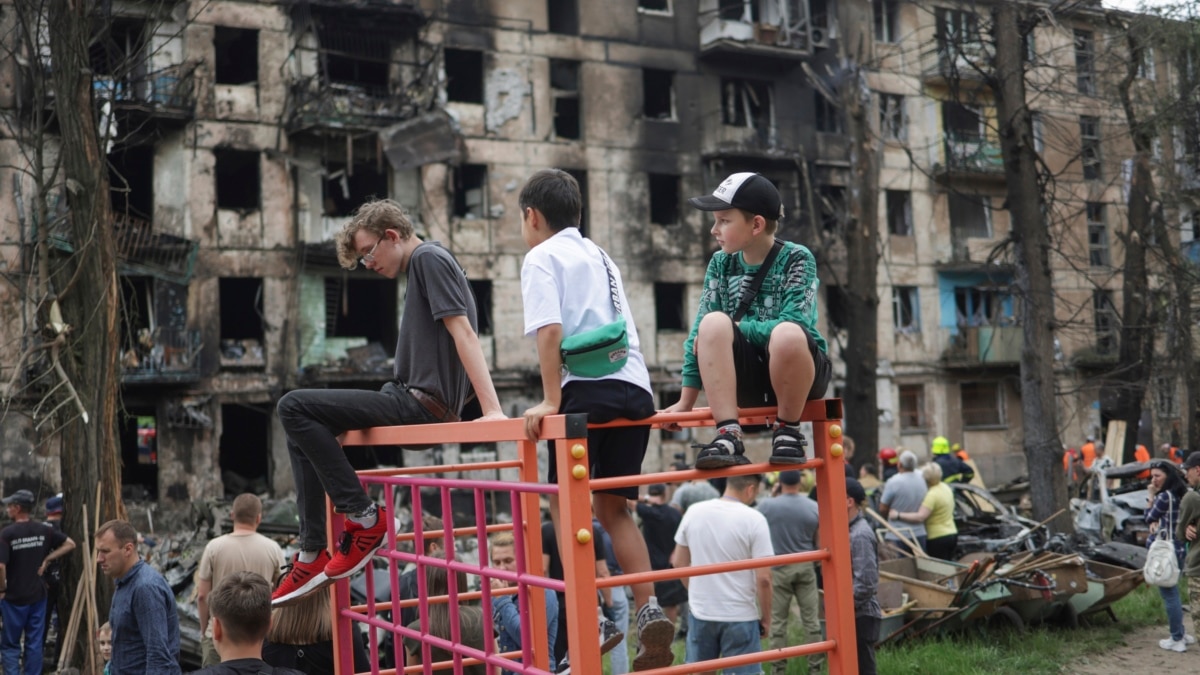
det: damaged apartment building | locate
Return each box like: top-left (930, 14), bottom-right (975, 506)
top-left (0, 0), bottom-right (851, 519)
top-left (0, 0), bottom-right (1192, 517)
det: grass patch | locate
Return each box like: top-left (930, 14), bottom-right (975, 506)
top-left (876, 583), bottom-right (1164, 675)
top-left (601, 584), bottom-right (1165, 674)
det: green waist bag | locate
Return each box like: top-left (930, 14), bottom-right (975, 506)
top-left (560, 317), bottom-right (629, 377)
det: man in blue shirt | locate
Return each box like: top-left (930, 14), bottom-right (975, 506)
top-left (95, 519), bottom-right (180, 674)
top-left (489, 531), bottom-right (558, 675)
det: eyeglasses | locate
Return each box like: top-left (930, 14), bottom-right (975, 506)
top-left (360, 238), bottom-right (384, 265)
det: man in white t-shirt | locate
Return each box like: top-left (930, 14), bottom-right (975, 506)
top-left (672, 474), bottom-right (774, 675)
top-left (196, 494), bottom-right (285, 666)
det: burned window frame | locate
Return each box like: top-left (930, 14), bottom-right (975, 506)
top-left (1093, 289), bottom-right (1118, 355)
top-left (948, 192), bottom-right (992, 239)
top-left (453, 164), bottom-right (488, 220)
top-left (879, 93), bottom-right (906, 141)
top-left (550, 58), bottom-right (582, 141)
top-left (213, 26), bottom-right (259, 86)
top-left (893, 286), bottom-right (920, 333)
top-left (721, 78), bottom-right (774, 133)
top-left (648, 173), bottom-right (680, 226)
top-left (814, 90), bottom-right (843, 134)
top-left (444, 47), bottom-right (485, 104)
top-left (213, 147), bottom-right (262, 212)
top-left (885, 189), bottom-right (912, 236)
top-left (654, 282), bottom-right (687, 331)
top-left (642, 68), bottom-right (676, 121)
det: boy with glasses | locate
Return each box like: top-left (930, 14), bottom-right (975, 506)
top-left (272, 199), bottom-right (505, 607)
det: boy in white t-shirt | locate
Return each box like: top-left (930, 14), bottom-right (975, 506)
top-left (518, 168), bottom-right (675, 671)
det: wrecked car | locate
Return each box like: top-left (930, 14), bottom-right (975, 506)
top-left (1070, 461), bottom-right (1152, 546)
top-left (951, 482), bottom-right (1045, 556)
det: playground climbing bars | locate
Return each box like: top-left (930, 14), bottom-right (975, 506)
top-left (329, 398), bottom-right (855, 674)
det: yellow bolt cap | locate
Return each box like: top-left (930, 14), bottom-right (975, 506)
top-left (571, 444), bottom-right (586, 459)
top-left (572, 465), bottom-right (588, 480)
top-left (830, 425), bottom-right (843, 439)
top-left (576, 529), bottom-right (592, 544)
top-left (831, 443), bottom-right (844, 457)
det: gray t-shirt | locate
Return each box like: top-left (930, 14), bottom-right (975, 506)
top-left (394, 242), bottom-right (476, 415)
top-left (757, 493), bottom-right (819, 555)
top-left (669, 481), bottom-right (720, 514)
top-left (879, 471), bottom-right (928, 540)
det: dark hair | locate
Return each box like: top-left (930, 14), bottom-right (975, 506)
top-left (519, 169), bottom-right (581, 231)
top-left (209, 571), bottom-right (273, 645)
top-left (727, 474), bottom-right (762, 492)
top-left (1152, 462), bottom-right (1188, 498)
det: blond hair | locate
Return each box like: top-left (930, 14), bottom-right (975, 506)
top-left (921, 462), bottom-right (944, 487)
top-left (335, 199), bottom-right (415, 269)
top-left (489, 531), bottom-right (514, 551)
top-left (267, 587), bottom-right (332, 645)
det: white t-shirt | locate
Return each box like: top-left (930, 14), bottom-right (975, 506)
top-left (674, 497), bottom-right (775, 622)
top-left (521, 228), bottom-right (652, 393)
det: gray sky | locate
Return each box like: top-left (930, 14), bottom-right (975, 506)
top-left (1102, 0), bottom-right (1186, 13)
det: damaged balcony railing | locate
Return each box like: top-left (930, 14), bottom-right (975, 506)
top-left (94, 62), bottom-right (198, 117)
top-left (939, 133), bottom-right (1004, 176)
top-left (287, 78), bottom-right (417, 132)
top-left (121, 328), bottom-right (202, 384)
top-left (49, 212), bottom-right (200, 284)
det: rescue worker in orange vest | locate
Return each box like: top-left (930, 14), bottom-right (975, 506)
top-left (952, 443), bottom-right (986, 487)
top-left (1080, 436), bottom-right (1097, 470)
top-left (1135, 444), bottom-right (1151, 479)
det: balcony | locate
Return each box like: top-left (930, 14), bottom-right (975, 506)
top-left (943, 325), bottom-right (1022, 368)
top-left (923, 42), bottom-right (993, 88)
top-left (698, 7), bottom-right (811, 67)
top-left (50, 212), bottom-right (200, 284)
top-left (121, 328), bottom-right (202, 385)
top-left (93, 62), bottom-right (198, 128)
top-left (287, 80), bottom-right (417, 135)
top-left (934, 134), bottom-right (1005, 182)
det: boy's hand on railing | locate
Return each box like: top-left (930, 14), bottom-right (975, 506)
top-left (660, 400), bottom-right (693, 431)
top-left (474, 411), bottom-right (508, 422)
top-left (523, 401), bottom-right (559, 442)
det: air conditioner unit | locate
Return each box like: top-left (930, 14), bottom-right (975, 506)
top-left (811, 26), bottom-right (829, 48)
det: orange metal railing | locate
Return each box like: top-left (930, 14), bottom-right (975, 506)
top-left (328, 399), bottom-right (856, 675)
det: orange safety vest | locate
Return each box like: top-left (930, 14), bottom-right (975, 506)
top-left (1169, 446), bottom-right (1183, 464)
top-left (1081, 442), bottom-right (1096, 469)
top-left (1135, 445), bottom-right (1150, 479)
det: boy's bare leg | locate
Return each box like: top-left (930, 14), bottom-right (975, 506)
top-left (694, 313), bottom-right (740, 423)
top-left (594, 493), bottom-right (653, 609)
top-left (768, 322), bottom-right (816, 422)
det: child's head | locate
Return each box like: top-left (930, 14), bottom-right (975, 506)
top-left (97, 622), bottom-right (112, 662)
top-left (519, 169), bottom-right (582, 235)
top-left (209, 571), bottom-right (273, 647)
top-left (688, 172), bottom-right (782, 238)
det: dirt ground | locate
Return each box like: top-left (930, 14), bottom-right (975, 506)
top-left (1068, 623), bottom-right (1192, 674)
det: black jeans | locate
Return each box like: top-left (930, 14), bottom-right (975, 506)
top-left (278, 382), bottom-right (436, 551)
top-left (855, 614), bottom-right (879, 675)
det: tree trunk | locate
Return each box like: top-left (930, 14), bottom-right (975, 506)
top-left (838, 0), bottom-right (881, 464)
top-left (47, 0), bottom-right (124, 659)
top-left (1110, 32), bottom-right (1156, 466)
top-left (992, 4), bottom-right (1071, 531)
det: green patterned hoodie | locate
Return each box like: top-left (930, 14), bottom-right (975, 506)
top-left (680, 239), bottom-right (826, 390)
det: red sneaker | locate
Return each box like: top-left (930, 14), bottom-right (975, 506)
top-left (271, 550), bottom-right (332, 607)
top-left (325, 507), bottom-right (387, 580)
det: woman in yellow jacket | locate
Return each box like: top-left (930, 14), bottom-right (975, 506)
top-left (889, 463), bottom-right (958, 560)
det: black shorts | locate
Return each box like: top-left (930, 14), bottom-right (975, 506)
top-left (545, 379), bottom-right (655, 500)
top-left (730, 317), bottom-right (832, 408)
top-left (654, 578), bottom-right (687, 607)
